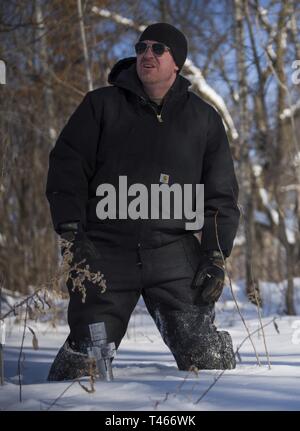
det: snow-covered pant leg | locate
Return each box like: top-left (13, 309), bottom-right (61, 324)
top-left (140, 235), bottom-right (236, 370)
top-left (47, 244), bottom-right (143, 381)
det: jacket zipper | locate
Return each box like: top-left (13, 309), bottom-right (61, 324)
top-left (140, 97), bottom-right (165, 123)
top-left (149, 102), bottom-right (165, 123)
top-left (136, 242), bottom-right (142, 267)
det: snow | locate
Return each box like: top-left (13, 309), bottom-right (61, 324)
top-left (280, 100), bottom-right (300, 121)
top-left (1, 280), bottom-right (300, 411)
top-left (91, 7), bottom-right (146, 32)
top-left (253, 164), bottom-right (263, 177)
top-left (294, 152), bottom-right (300, 167)
top-left (259, 188), bottom-right (279, 225)
top-left (233, 234), bottom-right (245, 246)
top-left (183, 59), bottom-right (239, 141)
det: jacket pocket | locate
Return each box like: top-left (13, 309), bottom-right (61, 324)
top-left (180, 234), bottom-right (203, 273)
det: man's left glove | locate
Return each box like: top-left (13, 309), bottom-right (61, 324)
top-left (191, 251), bottom-right (225, 304)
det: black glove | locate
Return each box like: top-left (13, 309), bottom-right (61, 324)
top-left (191, 251), bottom-right (225, 304)
top-left (59, 222), bottom-right (100, 265)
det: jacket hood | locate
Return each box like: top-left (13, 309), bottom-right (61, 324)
top-left (108, 56), bottom-right (191, 102)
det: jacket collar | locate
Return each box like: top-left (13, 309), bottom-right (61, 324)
top-left (108, 57), bottom-right (191, 103)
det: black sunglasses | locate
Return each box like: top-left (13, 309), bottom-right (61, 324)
top-left (135, 42), bottom-right (171, 56)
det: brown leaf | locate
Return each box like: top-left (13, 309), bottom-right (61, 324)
top-left (273, 319), bottom-right (280, 334)
top-left (27, 326), bottom-right (39, 350)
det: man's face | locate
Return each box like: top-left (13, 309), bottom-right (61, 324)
top-left (136, 40), bottom-right (179, 86)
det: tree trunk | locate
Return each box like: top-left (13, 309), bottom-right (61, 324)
top-left (234, 0), bottom-right (261, 304)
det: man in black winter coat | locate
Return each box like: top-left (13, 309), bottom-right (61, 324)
top-left (46, 23), bottom-right (240, 381)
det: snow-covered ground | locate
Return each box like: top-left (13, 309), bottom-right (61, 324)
top-left (0, 280), bottom-right (300, 411)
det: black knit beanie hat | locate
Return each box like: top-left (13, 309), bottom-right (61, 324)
top-left (138, 23), bottom-right (188, 71)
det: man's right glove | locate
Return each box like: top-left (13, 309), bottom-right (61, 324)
top-left (58, 222), bottom-right (100, 266)
top-left (191, 250), bottom-right (225, 304)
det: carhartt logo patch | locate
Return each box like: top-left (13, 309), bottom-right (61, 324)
top-left (160, 173), bottom-right (170, 184)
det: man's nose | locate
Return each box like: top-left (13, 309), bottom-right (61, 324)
top-left (143, 46), bottom-right (155, 58)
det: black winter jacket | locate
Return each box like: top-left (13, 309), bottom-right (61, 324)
top-left (46, 57), bottom-right (240, 256)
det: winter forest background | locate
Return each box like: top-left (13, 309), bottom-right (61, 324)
top-left (1, 0), bottom-right (299, 312)
top-left (0, 0), bottom-right (300, 412)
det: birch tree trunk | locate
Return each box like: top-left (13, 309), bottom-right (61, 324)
top-left (77, 0), bottom-right (93, 91)
top-left (274, 1), bottom-right (296, 315)
top-left (234, 0), bottom-right (261, 305)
